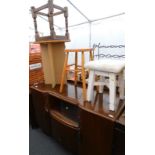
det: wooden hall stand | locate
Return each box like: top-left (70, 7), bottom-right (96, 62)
top-left (59, 48), bottom-right (93, 100)
top-left (31, 0), bottom-right (70, 87)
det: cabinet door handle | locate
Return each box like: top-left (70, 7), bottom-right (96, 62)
top-left (65, 106), bottom-right (69, 110)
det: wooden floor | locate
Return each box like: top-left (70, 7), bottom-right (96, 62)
top-left (31, 81), bottom-right (125, 124)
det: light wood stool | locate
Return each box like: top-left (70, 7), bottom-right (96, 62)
top-left (59, 48), bottom-right (93, 100)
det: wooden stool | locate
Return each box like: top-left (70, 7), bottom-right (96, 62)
top-left (85, 59), bottom-right (125, 111)
top-left (59, 48), bottom-right (93, 100)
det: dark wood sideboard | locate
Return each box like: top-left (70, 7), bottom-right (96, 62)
top-left (29, 82), bottom-right (125, 155)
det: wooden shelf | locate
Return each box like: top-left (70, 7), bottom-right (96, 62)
top-left (49, 90), bottom-right (79, 106)
top-left (50, 110), bottom-right (79, 130)
top-left (34, 39), bottom-right (70, 44)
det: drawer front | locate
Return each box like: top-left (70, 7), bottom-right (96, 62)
top-left (51, 117), bottom-right (79, 154)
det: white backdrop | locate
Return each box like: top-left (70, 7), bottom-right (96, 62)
top-left (29, 0), bottom-right (125, 64)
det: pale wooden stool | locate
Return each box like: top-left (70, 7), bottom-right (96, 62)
top-left (59, 48), bottom-right (93, 100)
top-left (85, 59), bottom-right (125, 111)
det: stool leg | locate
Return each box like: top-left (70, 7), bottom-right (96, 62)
top-left (81, 51), bottom-right (86, 100)
top-left (109, 73), bottom-right (116, 111)
top-left (89, 49), bottom-right (93, 61)
top-left (98, 76), bottom-right (104, 93)
top-left (119, 71), bottom-right (125, 100)
top-left (59, 52), bottom-right (68, 93)
top-left (74, 52), bottom-right (78, 85)
top-left (87, 70), bottom-right (95, 102)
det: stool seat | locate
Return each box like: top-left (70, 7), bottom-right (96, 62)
top-left (85, 59), bottom-right (125, 73)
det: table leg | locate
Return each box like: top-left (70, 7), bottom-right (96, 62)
top-left (87, 70), bottom-right (95, 101)
top-left (109, 73), bottom-right (116, 111)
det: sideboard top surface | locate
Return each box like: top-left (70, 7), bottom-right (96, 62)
top-left (30, 82), bottom-right (125, 122)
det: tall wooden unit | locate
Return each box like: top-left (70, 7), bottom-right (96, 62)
top-left (31, 0), bottom-right (70, 87)
top-left (38, 40), bottom-right (67, 87)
